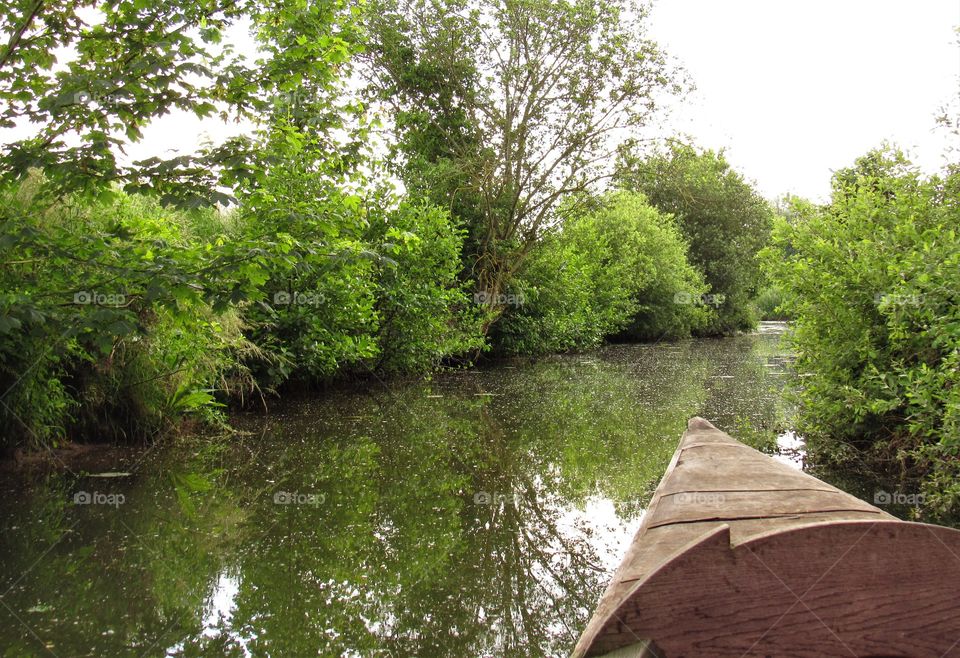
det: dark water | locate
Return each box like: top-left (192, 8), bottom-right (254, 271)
top-left (0, 324), bottom-right (803, 657)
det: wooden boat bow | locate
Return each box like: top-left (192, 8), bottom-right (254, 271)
top-left (573, 417), bottom-right (960, 658)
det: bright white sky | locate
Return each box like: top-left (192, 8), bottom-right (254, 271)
top-left (649, 0), bottom-right (960, 201)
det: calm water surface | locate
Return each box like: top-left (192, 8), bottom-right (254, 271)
top-left (2, 323), bottom-right (807, 657)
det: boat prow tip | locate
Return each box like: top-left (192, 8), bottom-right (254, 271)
top-left (686, 416), bottom-right (716, 431)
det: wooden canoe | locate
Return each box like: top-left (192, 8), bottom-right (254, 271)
top-left (573, 417), bottom-right (960, 658)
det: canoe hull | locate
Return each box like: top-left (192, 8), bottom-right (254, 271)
top-left (574, 418), bottom-right (960, 657)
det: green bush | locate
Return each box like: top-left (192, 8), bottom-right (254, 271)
top-left (764, 148), bottom-right (960, 517)
top-left (753, 285), bottom-right (790, 321)
top-left (494, 191), bottom-right (708, 354)
top-left (235, 181), bottom-right (382, 387)
top-left (234, 148), bottom-right (487, 387)
top-left (0, 176), bottom-right (256, 452)
top-left (365, 200), bottom-right (486, 374)
top-left (0, 165), bottom-right (489, 451)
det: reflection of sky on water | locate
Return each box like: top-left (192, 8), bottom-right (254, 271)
top-left (167, 571), bottom-right (255, 658)
top-left (774, 430), bottom-right (805, 470)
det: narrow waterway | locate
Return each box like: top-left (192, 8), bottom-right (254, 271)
top-left (0, 323), bottom-right (828, 657)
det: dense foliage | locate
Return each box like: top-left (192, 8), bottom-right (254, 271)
top-left (0, 168), bottom-right (483, 452)
top-left (494, 191), bottom-right (708, 354)
top-left (764, 148), bottom-right (960, 517)
top-left (0, 0), bottom-right (361, 205)
top-left (618, 142), bottom-right (774, 334)
top-left (0, 0), bottom-right (774, 455)
top-left (0, 177), bottom-right (254, 449)
top-left (0, 0), bottom-right (370, 452)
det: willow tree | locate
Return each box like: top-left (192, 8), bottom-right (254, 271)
top-left (364, 0), bottom-right (678, 322)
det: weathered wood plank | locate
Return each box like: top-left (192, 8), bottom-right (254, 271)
top-left (647, 488), bottom-right (881, 526)
top-left (617, 510), bottom-right (887, 584)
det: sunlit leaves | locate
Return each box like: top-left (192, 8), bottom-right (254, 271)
top-left (495, 191), bottom-right (708, 354)
top-left (0, 0), bottom-right (364, 207)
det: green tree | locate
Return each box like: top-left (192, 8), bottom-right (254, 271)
top-left (0, 0), bottom-right (360, 204)
top-left (617, 142), bottom-right (773, 334)
top-left (364, 0), bottom-right (679, 328)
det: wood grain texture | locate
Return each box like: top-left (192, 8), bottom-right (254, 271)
top-left (573, 417), bottom-right (960, 658)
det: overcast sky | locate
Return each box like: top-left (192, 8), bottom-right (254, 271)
top-left (649, 0), bottom-right (960, 201)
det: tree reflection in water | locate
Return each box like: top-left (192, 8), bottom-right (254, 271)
top-left (0, 327), bottom-right (796, 657)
